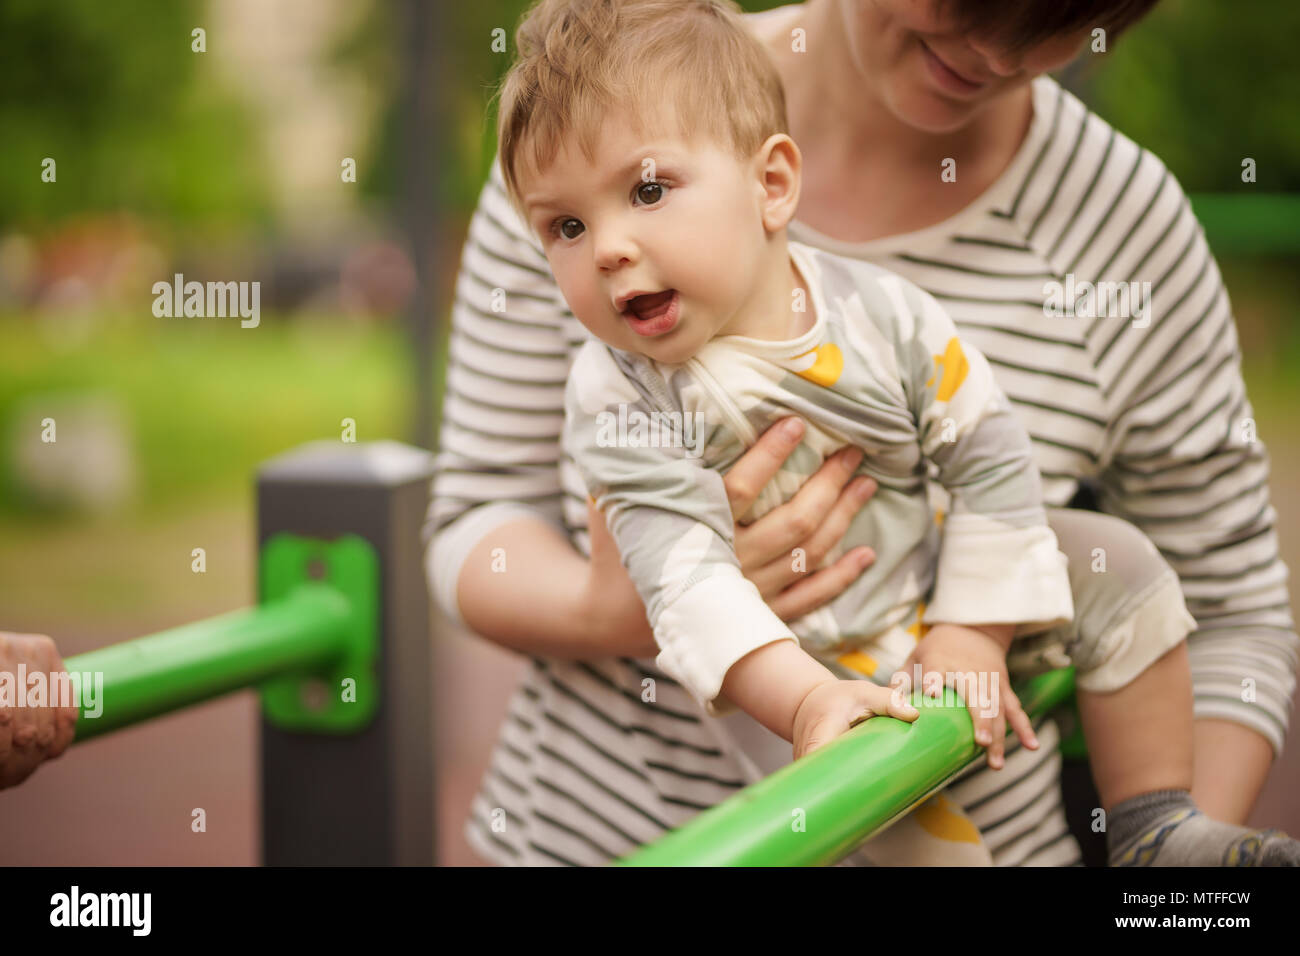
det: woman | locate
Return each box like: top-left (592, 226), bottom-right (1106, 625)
top-left (427, 0), bottom-right (1297, 865)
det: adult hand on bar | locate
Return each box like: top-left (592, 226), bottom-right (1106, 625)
top-left (0, 631), bottom-right (79, 790)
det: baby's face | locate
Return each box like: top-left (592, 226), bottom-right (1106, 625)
top-left (520, 114), bottom-right (776, 365)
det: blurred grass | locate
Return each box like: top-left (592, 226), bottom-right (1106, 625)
top-left (0, 314), bottom-right (418, 525)
top-left (0, 313), bottom-right (440, 625)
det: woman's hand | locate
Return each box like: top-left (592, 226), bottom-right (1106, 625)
top-left (727, 418), bottom-right (877, 621)
top-left (581, 416), bottom-right (877, 659)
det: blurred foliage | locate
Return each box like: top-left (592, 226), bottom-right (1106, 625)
top-left (3, 0), bottom-right (1294, 233)
top-left (1079, 0), bottom-right (1300, 192)
top-left (329, 0), bottom-right (520, 222)
top-left (0, 0), bottom-right (271, 231)
top-left (0, 317), bottom-right (411, 521)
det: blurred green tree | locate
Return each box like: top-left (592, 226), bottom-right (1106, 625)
top-left (0, 0), bottom-right (271, 230)
top-left (328, 0), bottom-right (520, 221)
top-left (1081, 0), bottom-right (1300, 192)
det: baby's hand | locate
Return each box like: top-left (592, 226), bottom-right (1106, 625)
top-left (890, 623), bottom-right (1037, 770)
top-left (791, 678), bottom-right (918, 761)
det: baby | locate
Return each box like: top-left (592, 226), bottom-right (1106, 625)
top-left (493, 0), bottom-right (1300, 866)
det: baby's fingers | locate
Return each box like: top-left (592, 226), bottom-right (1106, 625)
top-left (1003, 687), bottom-right (1038, 752)
top-left (884, 684), bottom-right (919, 723)
top-left (971, 707), bottom-right (996, 751)
top-left (985, 709), bottom-right (1006, 769)
top-left (849, 684), bottom-right (917, 730)
top-left (967, 700), bottom-right (1006, 769)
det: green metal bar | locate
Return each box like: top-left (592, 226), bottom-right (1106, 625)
top-left (63, 583), bottom-right (353, 742)
top-left (616, 668), bottom-right (1076, 866)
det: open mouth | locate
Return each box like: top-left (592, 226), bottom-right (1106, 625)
top-left (621, 289), bottom-right (680, 337)
top-left (624, 290), bottom-right (676, 319)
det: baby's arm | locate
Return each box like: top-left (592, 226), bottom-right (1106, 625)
top-left (872, 274), bottom-right (1071, 761)
top-left (719, 637), bottom-right (837, 739)
top-left (721, 638), bottom-right (918, 753)
top-left (882, 275), bottom-right (1073, 635)
top-left (564, 342), bottom-right (905, 747)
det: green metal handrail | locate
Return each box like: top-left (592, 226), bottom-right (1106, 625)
top-left (616, 668), bottom-right (1077, 866)
top-left (64, 583), bottom-right (353, 742)
top-left (61, 532), bottom-right (379, 742)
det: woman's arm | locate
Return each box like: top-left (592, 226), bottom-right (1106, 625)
top-left (424, 158), bottom-right (578, 643)
top-left (453, 512), bottom-right (650, 658)
top-left (428, 157), bottom-right (877, 658)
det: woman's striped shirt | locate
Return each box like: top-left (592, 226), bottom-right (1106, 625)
top-left (425, 71), bottom-right (1298, 867)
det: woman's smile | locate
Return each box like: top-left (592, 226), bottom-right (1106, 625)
top-left (917, 37), bottom-right (990, 96)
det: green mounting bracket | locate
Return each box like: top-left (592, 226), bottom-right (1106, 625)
top-left (258, 533), bottom-right (380, 733)
top-left (1054, 674), bottom-right (1089, 761)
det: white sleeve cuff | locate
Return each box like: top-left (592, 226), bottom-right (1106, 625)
top-left (923, 512), bottom-right (1074, 635)
top-left (652, 571), bottom-right (797, 716)
top-left (425, 502), bottom-right (564, 627)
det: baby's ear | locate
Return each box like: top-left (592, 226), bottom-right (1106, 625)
top-left (757, 134), bottom-right (802, 230)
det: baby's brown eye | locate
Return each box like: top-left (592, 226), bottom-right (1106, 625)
top-left (636, 182), bottom-right (664, 204)
top-left (558, 218), bottom-right (583, 239)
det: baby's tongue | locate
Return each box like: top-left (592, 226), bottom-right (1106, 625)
top-left (630, 290), bottom-right (675, 318)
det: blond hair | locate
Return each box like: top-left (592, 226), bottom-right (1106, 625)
top-left (493, 0), bottom-right (789, 223)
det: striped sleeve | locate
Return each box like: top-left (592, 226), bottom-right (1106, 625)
top-left (1084, 158), bottom-right (1298, 755)
top-left (422, 154), bottom-right (575, 625)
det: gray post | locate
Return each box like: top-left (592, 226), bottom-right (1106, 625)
top-left (256, 440), bottom-right (436, 865)
top-left (398, 0), bottom-right (443, 452)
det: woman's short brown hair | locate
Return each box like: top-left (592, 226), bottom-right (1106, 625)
top-left (934, 0), bottom-right (1161, 53)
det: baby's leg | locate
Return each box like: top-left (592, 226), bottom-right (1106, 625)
top-left (1026, 508), bottom-right (1299, 866)
top-left (1032, 508), bottom-right (1197, 808)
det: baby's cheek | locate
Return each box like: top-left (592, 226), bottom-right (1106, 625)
top-left (564, 288), bottom-right (604, 330)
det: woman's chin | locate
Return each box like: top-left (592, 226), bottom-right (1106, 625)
top-left (886, 83), bottom-right (986, 134)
